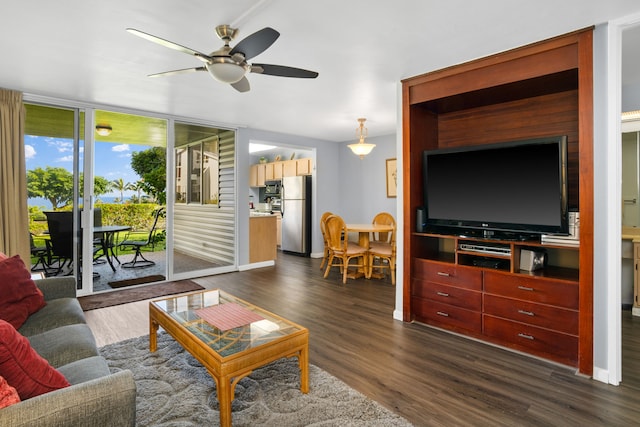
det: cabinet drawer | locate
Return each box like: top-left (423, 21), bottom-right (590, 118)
top-left (484, 271), bottom-right (578, 310)
top-left (412, 298), bottom-right (482, 333)
top-left (484, 315), bottom-right (577, 363)
top-left (412, 279), bottom-right (482, 311)
top-left (413, 259), bottom-right (482, 291)
top-left (484, 294), bottom-right (578, 335)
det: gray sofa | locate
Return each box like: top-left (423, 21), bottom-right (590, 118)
top-left (0, 276), bottom-right (136, 427)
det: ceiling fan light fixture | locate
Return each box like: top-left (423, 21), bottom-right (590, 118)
top-left (95, 124), bottom-right (112, 136)
top-left (348, 118), bottom-right (375, 159)
top-left (206, 59), bottom-right (247, 83)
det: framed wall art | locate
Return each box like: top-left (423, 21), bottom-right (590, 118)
top-left (386, 158), bottom-right (397, 198)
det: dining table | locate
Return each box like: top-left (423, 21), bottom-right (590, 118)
top-left (345, 223), bottom-right (395, 279)
top-left (93, 225), bottom-right (131, 271)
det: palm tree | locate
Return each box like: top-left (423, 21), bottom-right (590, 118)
top-left (111, 178), bottom-right (134, 203)
top-left (130, 180), bottom-right (147, 203)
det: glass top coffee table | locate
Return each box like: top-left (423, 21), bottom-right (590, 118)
top-left (149, 289), bottom-right (309, 427)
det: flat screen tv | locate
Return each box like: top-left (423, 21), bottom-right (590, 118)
top-left (422, 135), bottom-right (569, 240)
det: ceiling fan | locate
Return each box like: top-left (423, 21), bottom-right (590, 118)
top-left (126, 25), bottom-right (319, 92)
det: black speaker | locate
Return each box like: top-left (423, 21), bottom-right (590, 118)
top-left (416, 207), bottom-right (426, 232)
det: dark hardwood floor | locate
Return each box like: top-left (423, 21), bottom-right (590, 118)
top-left (193, 253), bottom-right (640, 426)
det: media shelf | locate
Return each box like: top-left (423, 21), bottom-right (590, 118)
top-left (402, 29), bottom-right (593, 373)
top-left (412, 232), bottom-right (579, 281)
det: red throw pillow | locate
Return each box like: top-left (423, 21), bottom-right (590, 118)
top-left (0, 255), bottom-right (46, 329)
top-left (0, 375), bottom-right (20, 408)
top-left (0, 319), bottom-right (70, 399)
top-left (0, 252), bottom-right (8, 261)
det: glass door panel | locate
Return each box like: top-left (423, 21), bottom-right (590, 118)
top-left (90, 110), bottom-right (168, 292)
top-left (172, 122), bottom-right (235, 277)
top-left (25, 103), bottom-right (83, 285)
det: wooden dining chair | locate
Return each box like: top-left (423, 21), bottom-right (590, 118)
top-left (319, 211), bottom-right (334, 270)
top-left (369, 212), bottom-right (396, 284)
top-left (323, 215), bottom-right (369, 284)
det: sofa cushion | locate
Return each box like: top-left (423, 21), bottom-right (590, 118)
top-left (28, 324), bottom-right (99, 368)
top-left (0, 319), bottom-right (70, 400)
top-left (18, 297), bottom-right (85, 337)
top-left (0, 255), bottom-right (46, 329)
top-left (0, 375), bottom-right (20, 409)
top-left (57, 355), bottom-right (112, 385)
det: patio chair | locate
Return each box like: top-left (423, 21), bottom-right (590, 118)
top-left (29, 233), bottom-right (51, 274)
top-left (119, 207), bottom-right (164, 269)
top-left (44, 211), bottom-right (75, 275)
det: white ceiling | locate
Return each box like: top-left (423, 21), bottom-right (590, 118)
top-left (2, 0), bottom-right (640, 142)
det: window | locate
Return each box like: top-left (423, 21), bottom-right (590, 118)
top-left (175, 137), bottom-right (219, 204)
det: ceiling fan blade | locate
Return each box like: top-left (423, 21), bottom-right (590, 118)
top-left (148, 67), bottom-right (207, 78)
top-left (251, 64), bottom-right (319, 79)
top-left (231, 76), bottom-right (251, 92)
top-left (126, 28), bottom-right (211, 62)
top-left (230, 27), bottom-right (279, 61)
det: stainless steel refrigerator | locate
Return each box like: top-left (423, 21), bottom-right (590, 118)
top-left (281, 175), bottom-right (311, 256)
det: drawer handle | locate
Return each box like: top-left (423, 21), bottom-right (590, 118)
top-left (517, 309), bottom-right (535, 316)
top-left (436, 292), bottom-right (450, 297)
top-left (437, 272), bottom-right (451, 277)
top-left (517, 285), bottom-right (534, 292)
top-left (436, 311), bottom-right (449, 317)
top-left (518, 333), bottom-right (534, 340)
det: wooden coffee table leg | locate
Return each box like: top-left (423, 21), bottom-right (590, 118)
top-left (149, 318), bottom-right (159, 352)
top-left (218, 376), bottom-right (232, 427)
top-left (299, 345), bottom-right (309, 393)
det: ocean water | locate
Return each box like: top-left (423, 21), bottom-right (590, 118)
top-left (29, 196), bottom-right (122, 210)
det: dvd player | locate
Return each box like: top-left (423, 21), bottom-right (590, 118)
top-left (458, 243), bottom-right (511, 256)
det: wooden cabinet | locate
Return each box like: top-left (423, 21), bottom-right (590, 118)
top-left (402, 29), bottom-right (593, 374)
top-left (411, 235), bottom-right (580, 366)
top-left (249, 164), bottom-right (266, 187)
top-left (249, 215), bottom-right (278, 262)
top-left (250, 158), bottom-right (311, 186)
top-left (282, 160), bottom-right (297, 177)
top-left (296, 158), bottom-right (312, 175)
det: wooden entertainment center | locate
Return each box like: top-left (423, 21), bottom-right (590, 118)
top-left (401, 29), bottom-right (594, 375)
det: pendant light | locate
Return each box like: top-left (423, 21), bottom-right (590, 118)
top-left (348, 118), bottom-right (375, 159)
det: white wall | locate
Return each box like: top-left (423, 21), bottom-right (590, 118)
top-left (337, 133), bottom-right (398, 223)
top-left (236, 127), bottom-right (342, 266)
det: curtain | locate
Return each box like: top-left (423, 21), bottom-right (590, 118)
top-left (0, 88), bottom-right (29, 262)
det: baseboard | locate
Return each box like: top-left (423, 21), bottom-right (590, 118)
top-left (633, 306), bottom-right (640, 317)
top-left (238, 260), bottom-right (275, 271)
top-left (592, 366), bottom-right (610, 384)
top-left (310, 251), bottom-right (323, 259)
top-left (393, 309), bottom-right (403, 321)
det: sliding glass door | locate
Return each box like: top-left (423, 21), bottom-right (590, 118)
top-left (25, 100), bottom-right (238, 294)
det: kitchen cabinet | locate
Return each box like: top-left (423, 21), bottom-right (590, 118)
top-left (249, 164), bottom-right (266, 187)
top-left (296, 158), bottom-right (312, 175)
top-left (250, 158), bottom-right (312, 185)
top-left (283, 160), bottom-right (297, 177)
top-left (249, 215), bottom-right (278, 262)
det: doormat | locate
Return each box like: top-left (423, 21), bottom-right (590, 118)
top-left (78, 280), bottom-right (204, 311)
top-left (108, 275), bottom-right (166, 288)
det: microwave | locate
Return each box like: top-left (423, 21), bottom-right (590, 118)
top-left (265, 181), bottom-right (280, 195)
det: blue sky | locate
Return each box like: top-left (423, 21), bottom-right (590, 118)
top-left (25, 135), bottom-right (154, 200)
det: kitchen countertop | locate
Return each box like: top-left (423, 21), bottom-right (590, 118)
top-left (250, 211), bottom-right (277, 217)
top-left (622, 226), bottom-right (640, 241)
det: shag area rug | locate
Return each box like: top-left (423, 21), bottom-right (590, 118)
top-left (100, 333), bottom-right (413, 426)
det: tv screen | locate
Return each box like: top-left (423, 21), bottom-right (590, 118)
top-left (422, 136), bottom-right (568, 239)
